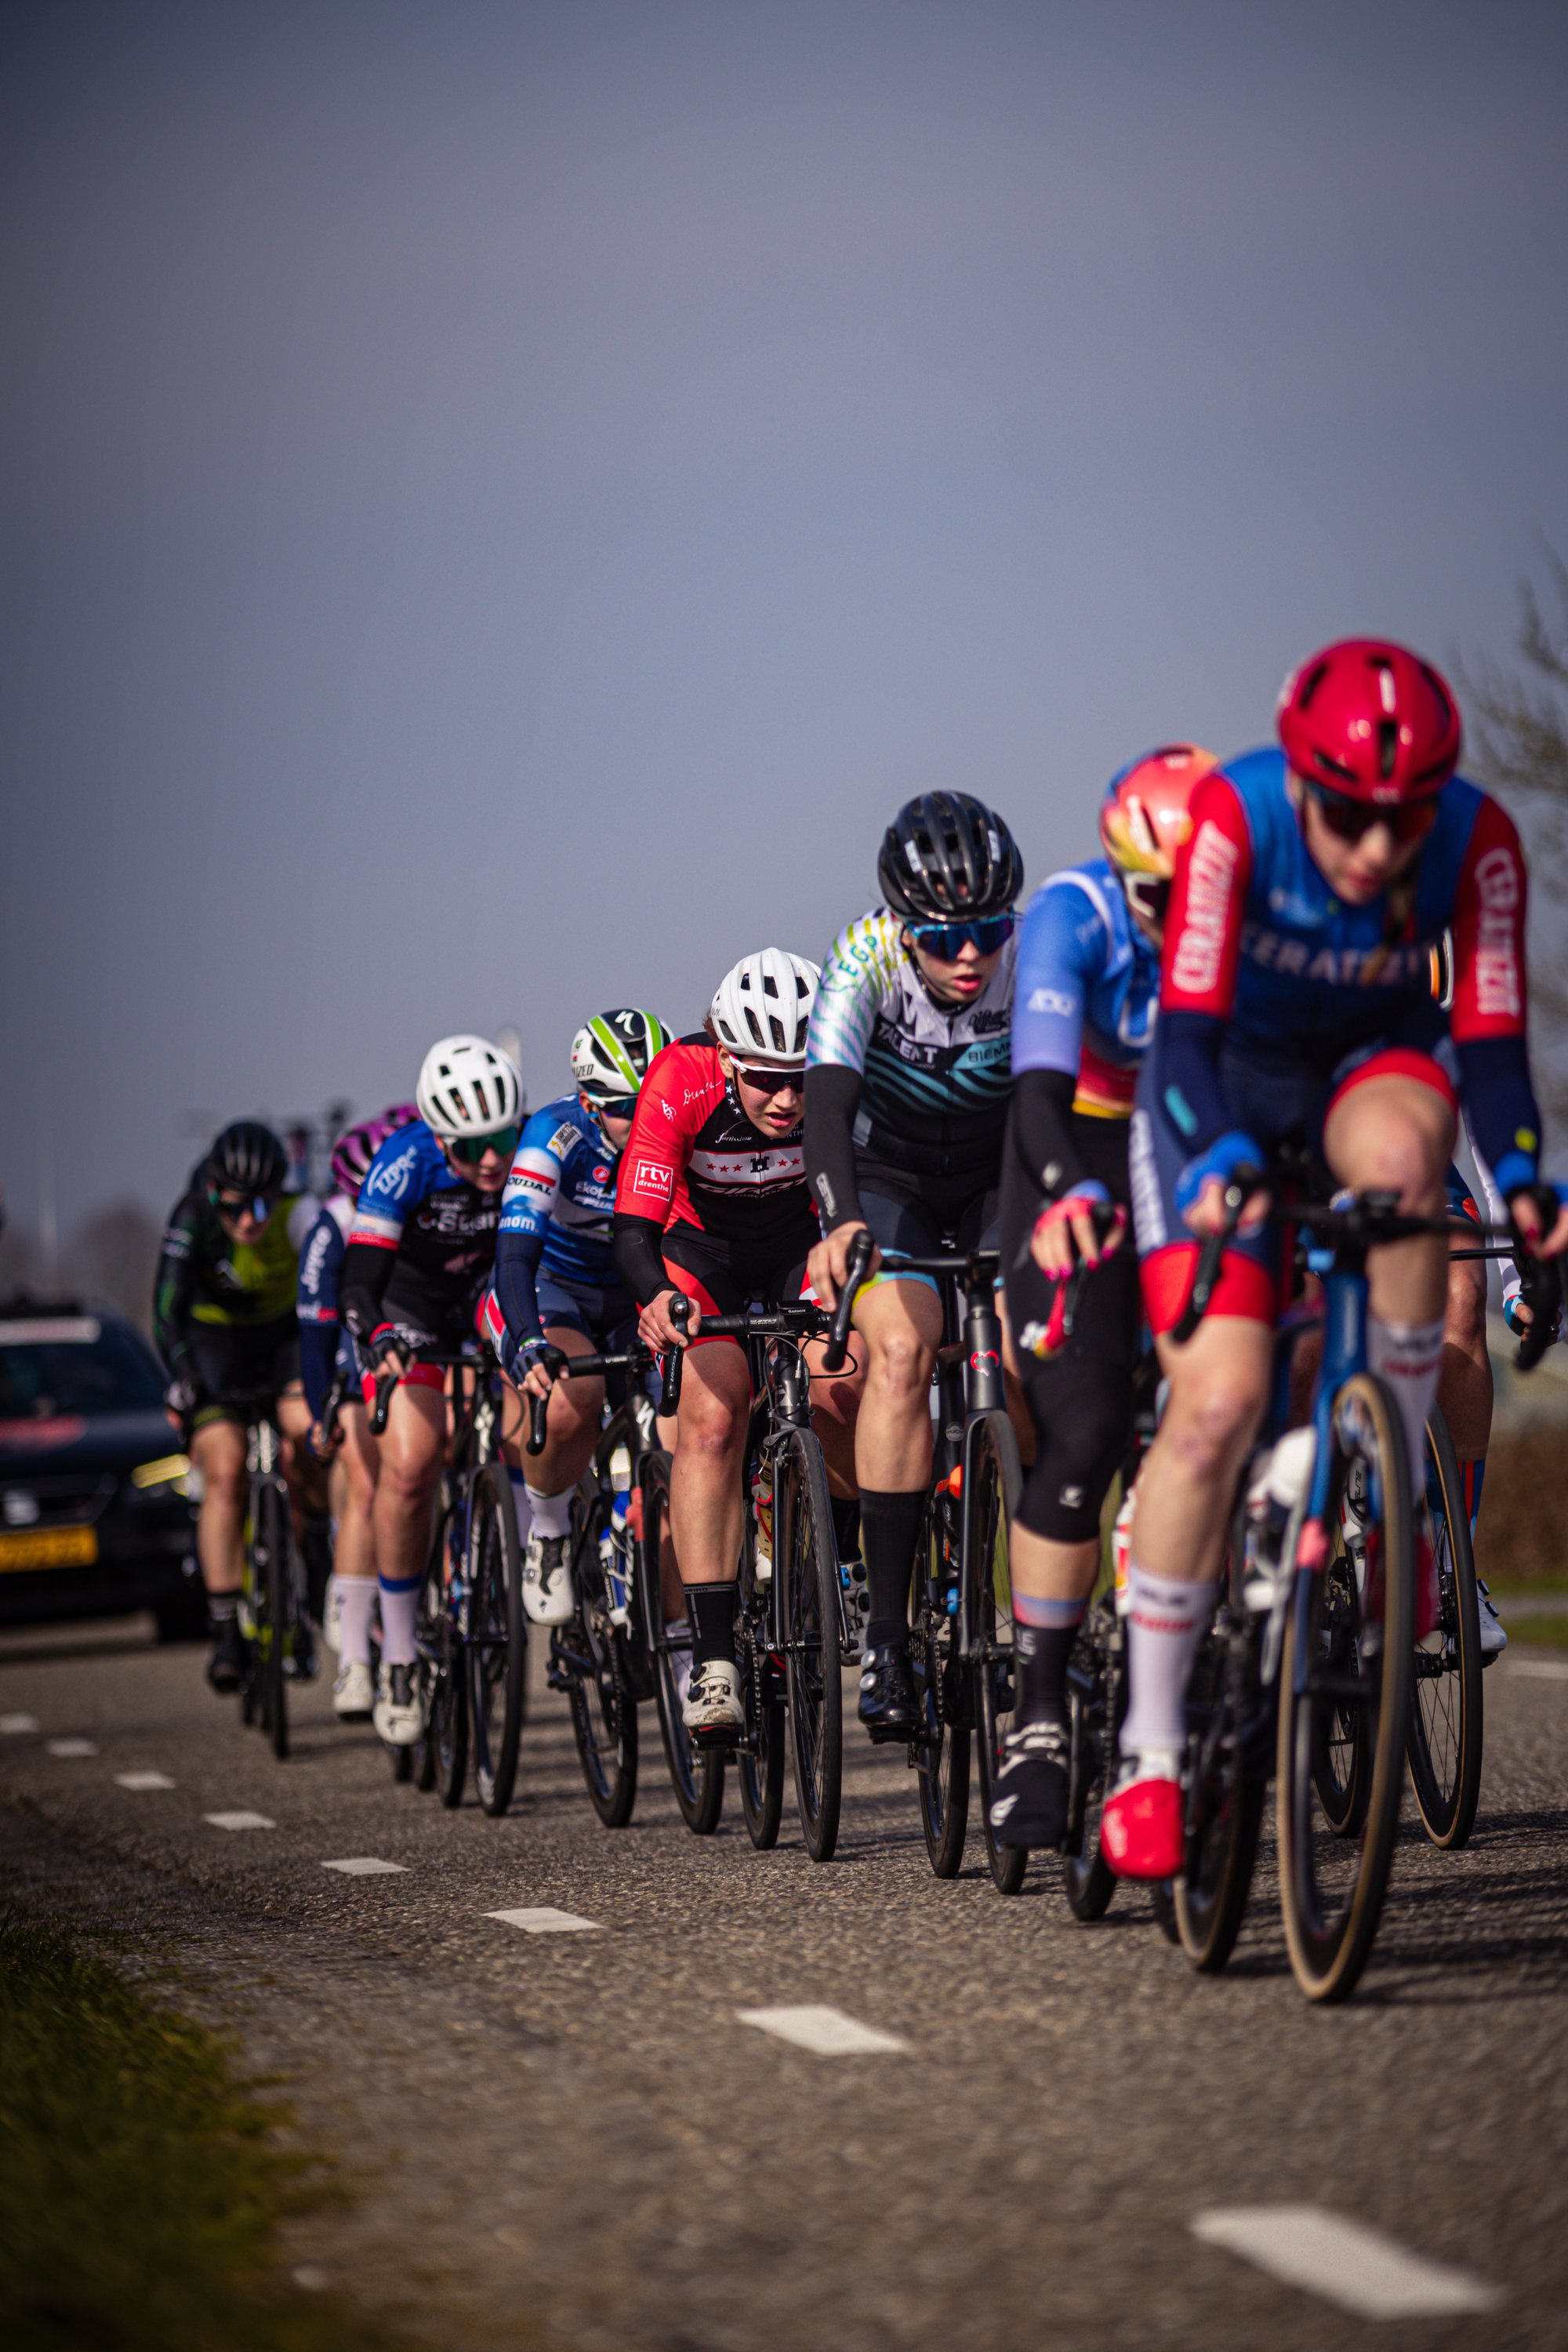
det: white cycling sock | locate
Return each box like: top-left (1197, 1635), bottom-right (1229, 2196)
top-left (337, 1577), bottom-right (376, 1668)
top-left (377, 1574), bottom-right (419, 1667)
top-left (1368, 1315), bottom-right (1444, 1502)
top-left (525, 1485), bottom-right (572, 1540)
top-left (1119, 1562), bottom-right (1218, 1763)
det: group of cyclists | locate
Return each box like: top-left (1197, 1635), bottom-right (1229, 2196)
top-left (155, 631), bottom-right (1565, 1893)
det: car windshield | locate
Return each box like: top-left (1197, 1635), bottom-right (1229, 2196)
top-left (0, 1319), bottom-right (165, 1418)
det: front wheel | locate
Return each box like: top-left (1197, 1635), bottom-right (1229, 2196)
top-left (565, 1491), bottom-right (640, 1829)
top-left (468, 1463), bottom-right (527, 1817)
top-left (637, 1452), bottom-right (724, 1835)
top-left (912, 1592), bottom-right (970, 1878)
top-left (737, 1622), bottom-right (786, 1850)
top-left (777, 1430), bottom-right (843, 1863)
top-left (1062, 1611), bottom-right (1118, 1922)
top-left (1407, 1406), bottom-right (1483, 1849)
top-left (966, 1414), bottom-right (1026, 1896)
top-left (418, 1501), bottom-right (467, 1809)
top-left (255, 1480), bottom-right (290, 1762)
top-left (1174, 1608), bottom-right (1265, 1975)
top-left (1278, 1372), bottom-right (1414, 2003)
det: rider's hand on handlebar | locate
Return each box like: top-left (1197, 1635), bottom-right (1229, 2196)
top-left (308, 1416), bottom-right (343, 1462)
top-left (639, 1287), bottom-right (697, 1352)
top-left (806, 1221), bottom-right (881, 1314)
top-left (1183, 1172), bottom-right (1271, 1240)
top-left (1030, 1190), bottom-right (1126, 1278)
top-left (518, 1340), bottom-right (568, 1400)
top-left (1508, 1181), bottom-right (1568, 1262)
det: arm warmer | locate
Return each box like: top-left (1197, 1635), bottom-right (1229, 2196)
top-left (1007, 1068), bottom-right (1087, 1200)
top-left (152, 1218), bottom-right (198, 1381)
top-left (338, 1241), bottom-right (395, 1344)
top-left (612, 1214), bottom-right (676, 1308)
top-left (804, 1064), bottom-right (866, 1232)
top-left (1152, 1009), bottom-right (1236, 1157)
top-left (298, 1323), bottom-right (339, 1421)
top-left (492, 1220), bottom-right (547, 1352)
top-left (1456, 1033), bottom-right (1542, 1197)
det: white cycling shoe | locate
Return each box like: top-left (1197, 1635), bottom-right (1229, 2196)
top-left (373, 1661), bottom-right (425, 1746)
top-left (682, 1659), bottom-right (743, 1738)
top-left (521, 1531), bottom-right (574, 1626)
top-left (332, 1658), bottom-right (375, 1720)
top-left (1476, 1579), bottom-right (1508, 1656)
top-left (667, 1624), bottom-right (694, 1716)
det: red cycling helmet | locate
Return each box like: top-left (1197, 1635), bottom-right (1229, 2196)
top-left (329, 1103), bottom-right (420, 1205)
top-left (1099, 743), bottom-right (1218, 879)
top-left (1276, 638), bottom-right (1461, 804)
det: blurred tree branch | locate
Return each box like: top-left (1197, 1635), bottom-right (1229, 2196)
top-left (1457, 543), bottom-right (1568, 1138)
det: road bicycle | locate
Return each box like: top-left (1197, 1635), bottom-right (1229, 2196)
top-left (372, 1348), bottom-right (525, 1815)
top-left (1406, 1404), bottom-right (1483, 1849)
top-left (233, 1388), bottom-right (310, 1761)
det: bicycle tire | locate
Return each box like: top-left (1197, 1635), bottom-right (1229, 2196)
top-left (1406, 1405), bottom-right (1483, 1849)
top-left (564, 1489), bottom-right (639, 1828)
top-left (1175, 1601), bottom-right (1265, 1975)
top-left (1278, 1370), bottom-right (1414, 2003)
top-left (1312, 1459), bottom-right (1374, 1840)
top-left (913, 1497), bottom-right (970, 1878)
top-left (967, 1413), bottom-right (1026, 1896)
top-left (469, 1463), bottom-right (527, 1817)
top-left (256, 1481), bottom-right (290, 1761)
top-left (1062, 1610), bottom-right (1118, 1922)
top-left (419, 1501), bottom-right (467, 1808)
top-left (778, 1428), bottom-right (843, 1863)
top-left (638, 1451), bottom-right (724, 1835)
top-left (738, 1621), bottom-right (786, 1850)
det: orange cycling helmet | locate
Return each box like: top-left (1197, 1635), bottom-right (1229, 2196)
top-left (1276, 637), bottom-right (1461, 804)
top-left (1099, 743), bottom-right (1218, 930)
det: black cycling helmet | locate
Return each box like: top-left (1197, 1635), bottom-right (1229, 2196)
top-left (205, 1120), bottom-right (288, 1199)
top-left (877, 792), bottom-right (1023, 922)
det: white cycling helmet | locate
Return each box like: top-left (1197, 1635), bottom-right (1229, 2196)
top-left (708, 949), bottom-right (820, 1067)
top-left (416, 1035), bottom-right (524, 1140)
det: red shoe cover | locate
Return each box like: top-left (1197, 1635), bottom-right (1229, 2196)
top-left (1100, 1773), bottom-right (1184, 1880)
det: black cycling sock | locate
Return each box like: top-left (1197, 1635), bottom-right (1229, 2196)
top-left (829, 1495), bottom-right (862, 1564)
top-left (861, 1488), bottom-right (925, 1650)
top-left (685, 1581), bottom-right (738, 1668)
top-left (1015, 1621), bottom-right (1080, 1731)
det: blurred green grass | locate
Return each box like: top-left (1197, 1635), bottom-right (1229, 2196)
top-left (0, 1907), bottom-right (422, 2352)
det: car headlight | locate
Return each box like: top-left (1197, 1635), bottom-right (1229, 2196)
top-left (132, 1453), bottom-right (191, 1495)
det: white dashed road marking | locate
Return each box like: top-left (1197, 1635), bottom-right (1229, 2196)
top-left (1190, 2205), bottom-right (1503, 2319)
top-left (738, 2005), bottom-right (909, 2056)
top-left (205, 1810), bottom-right (275, 1831)
top-left (46, 1737), bottom-right (97, 1756)
top-left (1506, 1660), bottom-right (1568, 1680)
top-left (114, 1770), bottom-right (175, 1790)
top-left (1, 1712), bottom-right (41, 1733)
top-left (322, 1857), bottom-right (407, 1875)
top-left (487, 1907), bottom-right (599, 1933)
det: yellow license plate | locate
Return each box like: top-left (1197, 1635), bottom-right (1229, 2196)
top-left (0, 1524), bottom-right (100, 1571)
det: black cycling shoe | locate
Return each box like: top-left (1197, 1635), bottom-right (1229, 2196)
top-left (858, 1642), bottom-right (920, 1744)
top-left (987, 1719), bottom-right (1071, 1849)
top-left (206, 1616), bottom-right (245, 1693)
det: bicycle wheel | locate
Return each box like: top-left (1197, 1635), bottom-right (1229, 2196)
top-left (966, 1414), bottom-right (1026, 1896)
top-left (255, 1481), bottom-right (290, 1761)
top-left (638, 1451), bottom-right (724, 1835)
top-left (419, 1504), bottom-right (467, 1808)
top-left (1175, 1612), bottom-right (1265, 1974)
top-left (564, 1491), bottom-right (639, 1828)
top-left (777, 1428), bottom-right (843, 1863)
top-left (738, 1619), bottom-right (786, 1850)
top-left (1062, 1609), bottom-right (1118, 1922)
top-left (913, 1501), bottom-right (971, 1878)
top-left (1312, 1457), bottom-right (1374, 1839)
top-left (1407, 1406), bottom-right (1483, 1849)
top-left (1278, 1372), bottom-right (1414, 2003)
top-left (468, 1463), bottom-right (527, 1817)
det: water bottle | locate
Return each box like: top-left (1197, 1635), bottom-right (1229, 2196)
top-left (600, 1490), bottom-right (633, 1626)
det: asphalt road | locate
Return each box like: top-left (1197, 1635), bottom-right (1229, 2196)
top-left (4, 1615), bottom-right (1568, 2352)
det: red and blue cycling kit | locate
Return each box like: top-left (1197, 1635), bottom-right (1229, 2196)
top-left (481, 1093), bottom-right (635, 1374)
top-left (339, 1121), bottom-right (503, 1388)
top-left (1131, 747), bottom-right (1537, 1329)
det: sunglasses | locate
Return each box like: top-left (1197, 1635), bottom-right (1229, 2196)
top-left (1308, 783), bottom-right (1436, 848)
top-left (593, 1095), bottom-right (638, 1120)
top-left (446, 1123), bottom-right (521, 1165)
top-left (733, 1063), bottom-right (804, 1097)
top-left (209, 1190), bottom-right (277, 1223)
top-left (1123, 875), bottom-right (1171, 930)
top-left (908, 913), bottom-right (1015, 960)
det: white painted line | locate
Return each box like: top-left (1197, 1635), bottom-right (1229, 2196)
top-left (1191, 2205), bottom-right (1503, 2319)
top-left (0, 1712), bottom-right (40, 1733)
top-left (46, 1737), bottom-right (97, 1757)
top-left (1506, 1660), bottom-right (1568, 1680)
top-left (114, 1770), bottom-right (175, 1791)
top-left (204, 1810), bottom-right (275, 1831)
top-left (321, 1857), bottom-right (407, 1875)
top-left (487, 1906), bottom-right (599, 1933)
top-left (737, 2005), bottom-right (908, 2056)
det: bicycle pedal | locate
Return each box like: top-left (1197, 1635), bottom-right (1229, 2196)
top-left (546, 1667), bottom-right (575, 1693)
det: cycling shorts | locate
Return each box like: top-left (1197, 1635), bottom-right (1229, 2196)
top-left (187, 1319), bottom-right (302, 1429)
top-left (854, 1163), bottom-right (999, 1296)
top-left (535, 1269), bottom-right (639, 1356)
top-left (662, 1215), bottom-right (818, 1354)
top-left (1132, 1033), bottom-right (1458, 1336)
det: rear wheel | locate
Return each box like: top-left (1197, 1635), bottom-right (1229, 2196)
top-left (564, 1489), bottom-right (639, 1828)
top-left (1278, 1373), bottom-right (1414, 2003)
top-left (967, 1414), bottom-right (1025, 1896)
top-left (1407, 1406), bottom-right (1483, 1849)
top-left (418, 1500), bottom-right (467, 1809)
top-left (913, 1518), bottom-right (970, 1881)
top-left (1062, 1610), bottom-right (1118, 1922)
top-left (1175, 1598), bottom-right (1265, 1975)
top-left (468, 1464), bottom-right (527, 1817)
top-left (778, 1429), bottom-right (843, 1863)
top-left (638, 1451), bottom-right (724, 1835)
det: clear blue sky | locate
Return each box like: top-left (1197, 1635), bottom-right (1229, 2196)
top-left (3, 0), bottom-right (1566, 1236)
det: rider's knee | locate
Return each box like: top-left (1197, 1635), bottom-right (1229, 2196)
top-left (1348, 1109), bottom-right (1446, 1212)
top-left (1168, 1348), bottom-right (1268, 1474)
top-left (380, 1447), bottom-right (440, 1508)
top-left (867, 1318), bottom-right (933, 1403)
top-left (1445, 1265), bottom-right (1489, 1356)
top-left (681, 1381), bottom-right (744, 1461)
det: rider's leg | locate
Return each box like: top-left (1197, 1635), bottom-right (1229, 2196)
top-left (333, 1402), bottom-right (379, 1668)
top-left (278, 1381), bottom-right (330, 1628)
top-left (372, 1380), bottom-right (446, 1664)
top-left (666, 1337), bottom-right (751, 1726)
top-left (515, 1324), bottom-right (604, 1624)
top-left (850, 1276), bottom-right (943, 1646)
top-left (191, 1415), bottom-right (248, 1597)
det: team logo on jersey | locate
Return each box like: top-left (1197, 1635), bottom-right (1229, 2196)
top-left (549, 1123), bottom-right (580, 1162)
top-left (593, 1164), bottom-right (611, 1184)
top-left (365, 1142), bottom-right (418, 1200)
top-left (634, 1160), bottom-right (674, 1196)
top-left (1027, 986), bottom-right (1076, 1018)
top-left (1169, 822), bottom-right (1239, 998)
top-left (1472, 844), bottom-right (1523, 1019)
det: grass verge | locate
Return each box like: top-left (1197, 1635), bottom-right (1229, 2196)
top-left (0, 1905), bottom-right (416, 2352)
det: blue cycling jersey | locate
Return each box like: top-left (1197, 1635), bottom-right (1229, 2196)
top-left (486, 1094), bottom-right (625, 1363)
top-left (1011, 858), bottom-right (1159, 1113)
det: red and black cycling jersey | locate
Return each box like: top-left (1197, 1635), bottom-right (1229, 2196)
top-left (612, 1036), bottom-right (814, 1302)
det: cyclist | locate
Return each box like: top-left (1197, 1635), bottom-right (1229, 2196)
top-left (989, 746), bottom-right (1217, 1848)
top-left (339, 1036), bottom-right (524, 1744)
top-left (1111, 637), bottom-right (1568, 1878)
top-left (804, 793), bottom-right (1023, 1744)
top-left (482, 1008), bottom-right (671, 1627)
top-left (297, 1104), bottom-right (419, 1719)
top-left (154, 1120), bottom-right (321, 1693)
top-left (612, 951), bottom-right (831, 1737)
